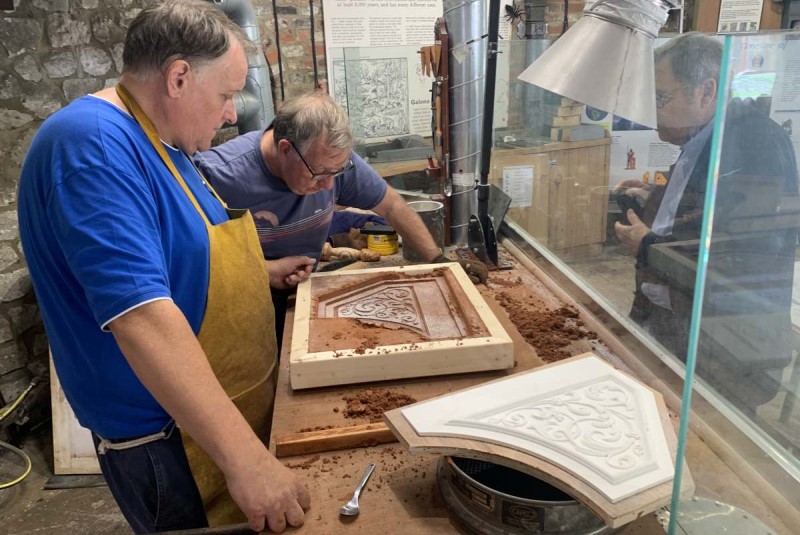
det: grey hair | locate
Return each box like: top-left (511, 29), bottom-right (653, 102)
top-left (122, 0), bottom-right (255, 76)
top-left (272, 90), bottom-right (353, 151)
top-left (655, 32), bottom-right (722, 88)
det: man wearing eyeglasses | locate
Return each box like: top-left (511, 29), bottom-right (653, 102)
top-left (195, 90), bottom-right (443, 265)
top-left (615, 33), bottom-right (798, 412)
top-left (195, 90), bottom-right (464, 344)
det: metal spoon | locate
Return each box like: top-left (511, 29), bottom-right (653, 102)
top-left (339, 462), bottom-right (376, 516)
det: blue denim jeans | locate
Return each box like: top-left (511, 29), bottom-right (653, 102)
top-left (92, 421), bottom-right (208, 534)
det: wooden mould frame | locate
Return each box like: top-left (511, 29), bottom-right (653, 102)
top-left (289, 263), bottom-right (514, 390)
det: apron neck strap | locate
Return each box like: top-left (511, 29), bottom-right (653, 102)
top-left (115, 83), bottom-right (227, 226)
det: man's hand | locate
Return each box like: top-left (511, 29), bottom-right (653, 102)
top-left (267, 256), bottom-right (315, 289)
top-left (433, 254), bottom-right (488, 284)
top-left (225, 450), bottom-right (311, 533)
top-left (109, 301), bottom-right (311, 533)
top-left (614, 210), bottom-right (651, 256)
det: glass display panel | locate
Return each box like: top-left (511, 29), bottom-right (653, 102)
top-left (332, 29), bottom-right (800, 534)
top-left (492, 32), bottom-right (800, 534)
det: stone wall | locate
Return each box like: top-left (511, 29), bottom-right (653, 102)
top-left (0, 0), bottom-right (327, 427)
top-left (0, 0), bottom-right (154, 425)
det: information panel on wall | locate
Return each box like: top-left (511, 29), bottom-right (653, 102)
top-left (323, 0), bottom-right (443, 142)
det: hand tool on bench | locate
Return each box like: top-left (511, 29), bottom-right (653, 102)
top-left (316, 257), bottom-right (358, 272)
top-left (340, 463), bottom-right (376, 517)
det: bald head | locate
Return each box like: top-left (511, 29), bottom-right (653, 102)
top-left (272, 91), bottom-right (353, 153)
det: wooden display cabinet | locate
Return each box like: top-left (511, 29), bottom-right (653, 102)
top-left (487, 138), bottom-right (612, 251)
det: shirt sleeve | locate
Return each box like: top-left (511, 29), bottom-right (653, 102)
top-left (49, 165), bottom-right (172, 328)
top-left (335, 153), bottom-right (388, 210)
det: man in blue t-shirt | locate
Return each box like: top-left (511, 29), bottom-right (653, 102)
top-left (194, 91), bottom-right (454, 344)
top-left (18, 2), bottom-right (310, 533)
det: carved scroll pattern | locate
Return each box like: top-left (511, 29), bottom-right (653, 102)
top-left (458, 379), bottom-right (651, 483)
top-left (337, 287), bottom-right (424, 332)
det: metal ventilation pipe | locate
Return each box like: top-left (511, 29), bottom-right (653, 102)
top-left (444, 0), bottom-right (487, 244)
top-left (208, 0), bottom-right (275, 133)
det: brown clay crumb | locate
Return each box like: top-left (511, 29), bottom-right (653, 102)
top-left (341, 388), bottom-right (417, 422)
top-left (354, 335), bottom-right (381, 354)
top-left (490, 274), bottom-right (524, 288)
top-left (496, 291), bottom-right (591, 362)
top-left (298, 425), bottom-right (335, 433)
top-left (285, 455), bottom-right (320, 469)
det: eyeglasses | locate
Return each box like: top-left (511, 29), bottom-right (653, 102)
top-left (655, 85), bottom-right (689, 109)
top-left (290, 141), bottom-right (354, 182)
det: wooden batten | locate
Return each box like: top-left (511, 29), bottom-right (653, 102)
top-left (274, 422), bottom-right (396, 458)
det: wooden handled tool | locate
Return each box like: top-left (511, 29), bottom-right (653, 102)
top-left (321, 242), bottom-right (381, 262)
top-left (274, 422), bottom-right (397, 458)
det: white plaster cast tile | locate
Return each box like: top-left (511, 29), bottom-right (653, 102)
top-left (401, 356), bottom-right (674, 503)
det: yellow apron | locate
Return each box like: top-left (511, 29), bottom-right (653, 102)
top-left (116, 84), bottom-right (277, 526)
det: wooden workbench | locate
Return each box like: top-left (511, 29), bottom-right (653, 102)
top-left (268, 256), bottom-right (665, 534)
top-left (268, 255), bottom-right (794, 534)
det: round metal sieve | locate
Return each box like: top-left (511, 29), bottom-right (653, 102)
top-left (437, 456), bottom-right (616, 535)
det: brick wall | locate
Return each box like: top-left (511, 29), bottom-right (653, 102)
top-left (266, 0), bottom-right (327, 98)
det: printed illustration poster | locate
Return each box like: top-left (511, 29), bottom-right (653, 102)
top-left (323, 0), bottom-right (442, 142)
top-left (323, 0), bottom-right (511, 143)
top-left (327, 46), bottom-right (431, 141)
top-left (582, 106), bottom-right (680, 187)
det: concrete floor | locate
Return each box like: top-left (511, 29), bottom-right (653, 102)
top-left (0, 425), bottom-right (130, 535)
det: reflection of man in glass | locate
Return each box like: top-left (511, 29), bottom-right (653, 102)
top-left (615, 33), bottom-right (799, 413)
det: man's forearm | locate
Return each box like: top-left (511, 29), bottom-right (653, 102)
top-left (108, 299), bottom-right (266, 475)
